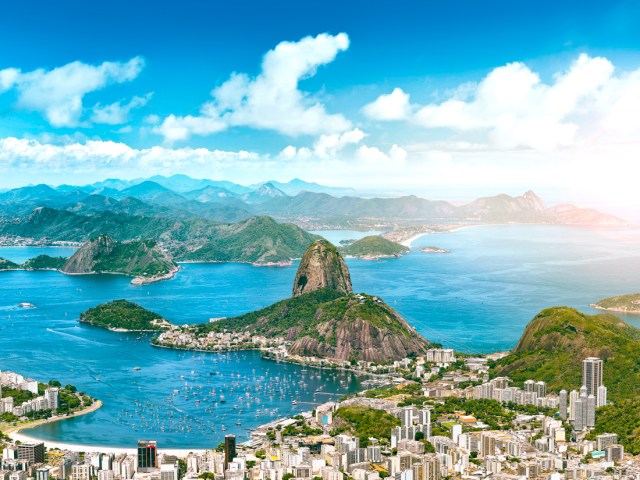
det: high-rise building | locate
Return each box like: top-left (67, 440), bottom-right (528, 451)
top-left (559, 390), bottom-right (568, 420)
top-left (137, 441), bottom-right (158, 472)
top-left (586, 395), bottom-right (596, 428)
top-left (568, 390), bottom-right (578, 421)
top-left (17, 443), bottom-right (45, 465)
top-left (523, 380), bottom-right (536, 393)
top-left (224, 434), bottom-right (236, 470)
top-left (582, 357), bottom-right (603, 397)
top-left (534, 381), bottom-right (546, 398)
top-left (573, 397), bottom-right (584, 431)
top-left (44, 388), bottom-right (59, 411)
top-left (597, 385), bottom-right (607, 407)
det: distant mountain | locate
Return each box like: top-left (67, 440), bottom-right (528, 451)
top-left (62, 234), bottom-right (177, 282)
top-left (177, 216), bottom-right (319, 265)
top-left (260, 178), bottom-right (357, 197)
top-left (492, 307), bottom-right (640, 401)
top-left (0, 257), bottom-right (19, 270)
top-left (146, 174), bottom-right (252, 195)
top-left (242, 182), bottom-right (288, 204)
top-left (258, 192), bottom-right (457, 220)
top-left (181, 185), bottom-right (239, 203)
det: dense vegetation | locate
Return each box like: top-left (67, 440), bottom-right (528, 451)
top-left (178, 216), bottom-right (318, 264)
top-left (21, 255), bottom-right (67, 270)
top-left (332, 406), bottom-right (401, 447)
top-left (339, 236), bottom-right (409, 258)
top-left (492, 307), bottom-right (640, 401)
top-left (0, 208), bottom-right (318, 265)
top-left (80, 299), bottom-right (170, 331)
top-left (593, 293), bottom-right (640, 314)
top-left (62, 234), bottom-right (177, 278)
top-left (587, 399), bottom-right (640, 455)
top-left (0, 258), bottom-right (19, 270)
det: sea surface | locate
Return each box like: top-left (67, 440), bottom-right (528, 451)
top-left (1, 224), bottom-right (639, 448)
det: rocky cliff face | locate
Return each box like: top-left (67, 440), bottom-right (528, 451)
top-left (286, 294), bottom-right (431, 363)
top-left (292, 239), bottom-right (352, 297)
top-left (62, 234), bottom-right (176, 279)
top-left (62, 233), bottom-right (116, 273)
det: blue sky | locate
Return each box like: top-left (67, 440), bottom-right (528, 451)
top-left (1, 0), bottom-right (639, 217)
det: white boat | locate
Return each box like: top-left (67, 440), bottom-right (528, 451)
top-left (18, 302), bottom-right (36, 309)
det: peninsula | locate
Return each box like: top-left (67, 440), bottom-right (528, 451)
top-left (592, 293), bottom-right (640, 314)
top-left (79, 299), bottom-right (172, 332)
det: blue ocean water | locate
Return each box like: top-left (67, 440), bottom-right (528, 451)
top-left (1, 224), bottom-right (639, 448)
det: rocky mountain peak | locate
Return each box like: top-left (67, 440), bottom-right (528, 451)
top-left (292, 239), bottom-right (352, 297)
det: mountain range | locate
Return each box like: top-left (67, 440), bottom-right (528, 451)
top-left (0, 175), bottom-right (625, 228)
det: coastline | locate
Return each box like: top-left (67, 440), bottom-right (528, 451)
top-left (590, 303), bottom-right (640, 315)
top-left (3, 400), bottom-right (104, 437)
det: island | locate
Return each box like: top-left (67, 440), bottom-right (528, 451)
top-left (82, 240), bottom-right (432, 365)
top-left (592, 293), bottom-right (640, 314)
top-left (21, 254), bottom-right (68, 270)
top-left (0, 257), bottom-right (19, 270)
top-left (421, 246), bottom-right (450, 254)
top-left (62, 234), bottom-right (179, 285)
top-left (338, 235), bottom-right (409, 259)
top-left (79, 299), bottom-right (172, 332)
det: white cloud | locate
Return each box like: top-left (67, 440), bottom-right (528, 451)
top-left (0, 68), bottom-right (20, 92)
top-left (0, 57), bottom-right (145, 127)
top-left (0, 136), bottom-right (259, 173)
top-left (91, 93), bottom-right (152, 125)
top-left (365, 54), bottom-right (640, 151)
top-left (356, 144), bottom-right (407, 163)
top-left (155, 33), bottom-right (352, 142)
top-left (312, 128), bottom-right (365, 158)
top-left (362, 87), bottom-right (411, 120)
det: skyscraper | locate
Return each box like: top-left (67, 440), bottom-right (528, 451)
top-left (597, 385), bottom-right (607, 407)
top-left (559, 390), bottom-right (567, 420)
top-left (568, 390), bottom-right (578, 421)
top-left (582, 357), bottom-right (603, 397)
top-left (137, 440), bottom-right (157, 472)
top-left (586, 395), bottom-right (596, 428)
top-left (224, 434), bottom-right (236, 470)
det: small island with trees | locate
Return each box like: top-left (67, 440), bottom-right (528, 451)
top-left (79, 299), bottom-right (173, 332)
top-left (592, 293), bottom-right (640, 314)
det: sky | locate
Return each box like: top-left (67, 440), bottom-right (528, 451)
top-left (1, 0), bottom-right (639, 218)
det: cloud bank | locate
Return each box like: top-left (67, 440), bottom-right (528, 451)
top-left (154, 33), bottom-right (352, 142)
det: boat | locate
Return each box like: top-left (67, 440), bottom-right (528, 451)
top-left (18, 302), bottom-right (36, 309)
top-left (133, 367), bottom-right (141, 371)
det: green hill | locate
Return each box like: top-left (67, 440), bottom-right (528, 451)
top-left (492, 307), bottom-right (640, 401)
top-left (21, 255), bottom-right (68, 270)
top-left (592, 293), bottom-right (640, 314)
top-left (339, 236), bottom-right (409, 258)
top-left (80, 299), bottom-right (171, 331)
top-left (588, 399), bottom-right (640, 455)
top-left (177, 216), bottom-right (319, 264)
top-left (0, 258), bottom-right (19, 270)
top-left (62, 234), bottom-right (177, 279)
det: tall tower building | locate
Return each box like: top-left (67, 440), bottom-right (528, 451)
top-left (597, 385), bottom-right (607, 407)
top-left (137, 440), bottom-right (158, 472)
top-left (586, 395), bottom-right (596, 428)
top-left (573, 397), bottom-right (584, 431)
top-left (568, 390), bottom-right (578, 421)
top-left (558, 390), bottom-right (568, 420)
top-left (582, 357), bottom-right (603, 397)
top-left (224, 434), bottom-right (236, 470)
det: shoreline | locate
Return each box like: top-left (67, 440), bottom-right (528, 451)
top-left (590, 303), bottom-right (640, 315)
top-left (3, 400), bottom-right (104, 437)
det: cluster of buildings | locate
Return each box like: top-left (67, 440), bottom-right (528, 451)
top-left (558, 357), bottom-right (608, 433)
top-left (0, 371), bottom-right (60, 417)
top-left (1, 355), bottom-right (637, 480)
top-left (154, 329), bottom-right (285, 353)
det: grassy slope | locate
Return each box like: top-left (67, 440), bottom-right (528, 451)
top-left (80, 299), bottom-right (168, 331)
top-left (492, 307), bottom-right (640, 401)
top-left (339, 236), bottom-right (409, 257)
